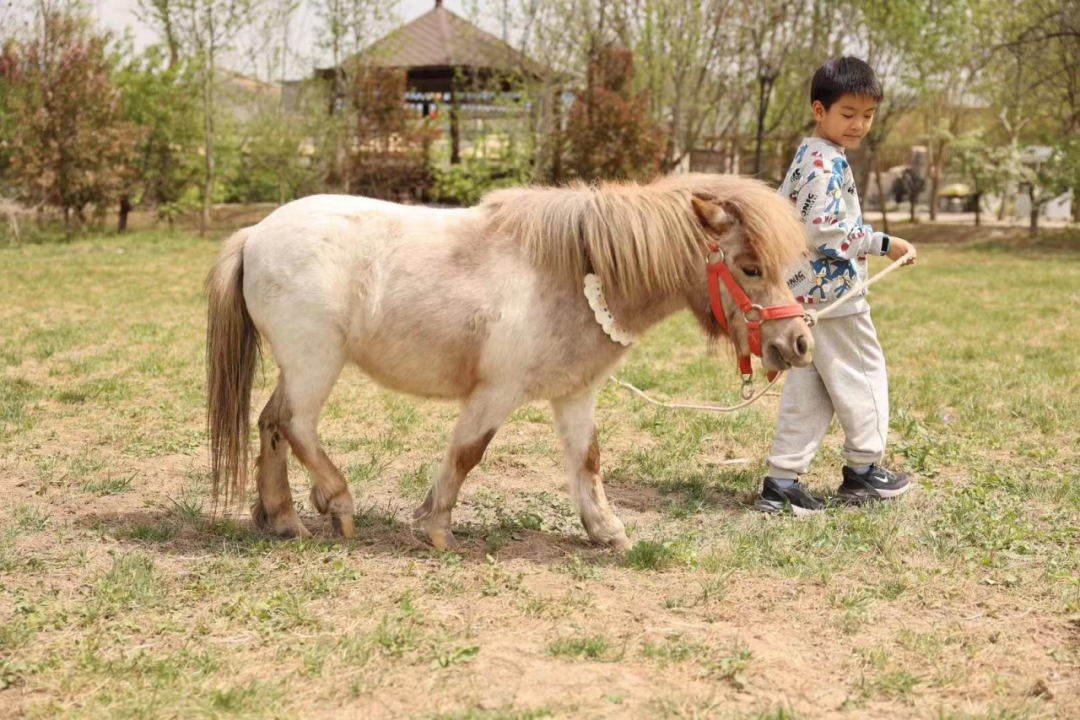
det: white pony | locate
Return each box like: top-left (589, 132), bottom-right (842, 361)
top-left (206, 174), bottom-right (813, 550)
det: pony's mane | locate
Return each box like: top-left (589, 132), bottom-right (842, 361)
top-left (481, 173), bottom-right (806, 300)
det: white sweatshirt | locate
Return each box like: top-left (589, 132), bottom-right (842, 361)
top-left (777, 136), bottom-right (891, 317)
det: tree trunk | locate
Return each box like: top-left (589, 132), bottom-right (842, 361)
top-left (998, 179), bottom-right (1013, 221)
top-left (972, 177), bottom-right (981, 227)
top-left (165, 22), bottom-right (179, 69)
top-left (928, 168), bottom-right (940, 222)
top-left (875, 166), bottom-right (890, 235)
top-left (665, 87), bottom-right (683, 173)
top-left (201, 56), bottom-right (215, 237)
top-left (753, 76), bottom-right (770, 177)
top-left (118, 195), bottom-right (132, 234)
top-left (998, 134), bottom-right (1019, 221)
top-left (858, 143), bottom-right (874, 201)
top-left (449, 85), bottom-right (461, 166)
top-left (550, 84), bottom-right (564, 183)
top-left (1029, 185), bottom-right (1039, 236)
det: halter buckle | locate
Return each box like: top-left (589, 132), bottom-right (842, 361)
top-left (740, 374), bottom-right (755, 400)
top-left (707, 245), bottom-right (725, 267)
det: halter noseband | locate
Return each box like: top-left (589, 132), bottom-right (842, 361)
top-left (706, 243), bottom-right (806, 385)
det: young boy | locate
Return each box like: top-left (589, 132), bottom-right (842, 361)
top-left (754, 56), bottom-right (916, 515)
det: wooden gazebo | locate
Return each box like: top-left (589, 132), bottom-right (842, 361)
top-left (318, 0), bottom-right (545, 164)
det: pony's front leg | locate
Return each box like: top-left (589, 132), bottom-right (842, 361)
top-left (412, 387), bottom-right (517, 549)
top-left (551, 392), bottom-right (631, 551)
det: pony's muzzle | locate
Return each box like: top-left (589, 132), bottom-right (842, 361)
top-left (765, 324), bottom-right (814, 370)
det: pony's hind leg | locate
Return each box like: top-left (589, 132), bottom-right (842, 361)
top-left (551, 392), bottom-right (631, 551)
top-left (413, 388), bottom-right (517, 549)
top-left (271, 330), bottom-right (356, 539)
top-left (252, 383), bottom-right (310, 539)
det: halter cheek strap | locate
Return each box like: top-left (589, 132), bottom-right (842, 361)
top-left (706, 244), bottom-right (805, 383)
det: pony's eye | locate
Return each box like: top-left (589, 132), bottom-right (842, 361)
top-left (742, 267), bottom-right (762, 278)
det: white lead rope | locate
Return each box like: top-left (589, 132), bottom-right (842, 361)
top-left (608, 250), bottom-right (916, 413)
top-left (609, 372), bottom-right (783, 413)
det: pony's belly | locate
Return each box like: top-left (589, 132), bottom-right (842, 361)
top-left (348, 340), bottom-right (474, 400)
top-left (520, 356), bottom-right (623, 401)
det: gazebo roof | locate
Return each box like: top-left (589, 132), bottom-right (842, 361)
top-left (354, 1), bottom-right (543, 77)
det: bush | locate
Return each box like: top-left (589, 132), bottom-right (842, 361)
top-left (431, 155), bottom-right (532, 207)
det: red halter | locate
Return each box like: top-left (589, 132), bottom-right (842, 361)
top-left (706, 244), bottom-right (806, 382)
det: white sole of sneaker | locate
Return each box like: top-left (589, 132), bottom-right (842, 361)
top-left (875, 483), bottom-right (915, 499)
top-left (840, 482), bottom-right (915, 503)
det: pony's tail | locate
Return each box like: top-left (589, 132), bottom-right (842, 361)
top-left (205, 228), bottom-right (260, 509)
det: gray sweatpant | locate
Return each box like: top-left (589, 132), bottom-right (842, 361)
top-left (767, 310), bottom-right (889, 479)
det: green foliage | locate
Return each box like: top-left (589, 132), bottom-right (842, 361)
top-left (2, 12), bottom-right (135, 230)
top-left (115, 45), bottom-right (202, 223)
top-left (431, 155), bottom-right (532, 206)
top-left (951, 131), bottom-right (1024, 201)
top-left (566, 46), bottom-right (665, 182)
top-left (1032, 137), bottom-right (1080, 209)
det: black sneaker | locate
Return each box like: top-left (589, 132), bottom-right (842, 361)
top-left (753, 477), bottom-right (825, 517)
top-left (838, 464), bottom-right (913, 504)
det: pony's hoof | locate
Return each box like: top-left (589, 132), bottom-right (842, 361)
top-left (586, 528), bottom-right (632, 551)
top-left (282, 521), bottom-right (313, 540)
top-left (608, 533), bottom-right (632, 552)
top-left (412, 511), bottom-right (456, 549)
top-left (252, 504), bottom-right (311, 539)
top-left (428, 528), bottom-right (458, 550)
top-left (331, 513), bottom-right (355, 540)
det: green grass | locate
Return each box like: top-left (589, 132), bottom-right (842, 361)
top-left (623, 538), bottom-right (698, 571)
top-left (1, 231), bottom-right (1079, 717)
top-left (640, 634), bottom-right (707, 665)
top-left (546, 633), bottom-right (624, 662)
top-left (82, 473), bottom-right (134, 496)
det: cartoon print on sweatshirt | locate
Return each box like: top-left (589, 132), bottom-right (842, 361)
top-left (799, 257), bottom-right (857, 302)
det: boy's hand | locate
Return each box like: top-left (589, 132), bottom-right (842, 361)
top-left (887, 236), bottom-right (916, 266)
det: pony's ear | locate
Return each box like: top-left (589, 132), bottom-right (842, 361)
top-left (691, 196), bottom-right (738, 236)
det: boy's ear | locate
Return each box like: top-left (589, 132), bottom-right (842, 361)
top-left (812, 100), bottom-right (827, 121)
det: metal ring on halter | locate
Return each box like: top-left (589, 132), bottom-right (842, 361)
top-left (707, 246), bottom-right (726, 265)
top-left (744, 303), bottom-right (763, 322)
top-left (740, 375), bottom-right (755, 400)
top-left (803, 308), bottom-right (819, 327)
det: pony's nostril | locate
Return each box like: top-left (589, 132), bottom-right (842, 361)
top-left (795, 335), bottom-right (809, 356)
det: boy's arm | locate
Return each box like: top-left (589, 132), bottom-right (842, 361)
top-left (793, 170), bottom-right (890, 260)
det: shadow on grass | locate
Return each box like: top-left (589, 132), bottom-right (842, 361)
top-left (74, 502), bottom-right (599, 566)
top-left (605, 469), bottom-right (758, 518)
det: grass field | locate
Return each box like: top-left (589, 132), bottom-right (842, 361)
top-left (1, 230), bottom-right (1079, 719)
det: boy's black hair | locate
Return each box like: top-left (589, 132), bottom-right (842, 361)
top-left (811, 57), bottom-right (883, 109)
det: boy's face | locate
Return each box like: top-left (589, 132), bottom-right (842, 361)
top-left (813, 94), bottom-right (877, 149)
